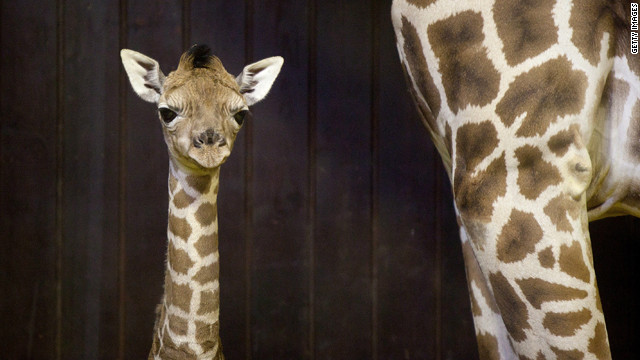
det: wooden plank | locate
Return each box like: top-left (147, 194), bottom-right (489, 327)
top-left (375, 0), bottom-right (440, 357)
top-left (0, 0), bottom-right (59, 358)
top-left (248, 0), bottom-right (311, 358)
top-left (59, 0), bottom-right (121, 358)
top-left (189, 2), bottom-right (248, 359)
top-left (590, 217), bottom-right (640, 358)
top-left (314, 0), bottom-right (374, 357)
top-left (123, 1), bottom-right (183, 357)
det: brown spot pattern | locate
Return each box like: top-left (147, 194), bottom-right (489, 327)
top-left (402, 65), bottom-right (439, 135)
top-left (198, 289), bottom-right (219, 315)
top-left (496, 209), bottom-right (543, 263)
top-left (169, 174), bottom-right (178, 194)
top-left (548, 125), bottom-right (581, 157)
top-left (157, 303), bottom-right (167, 330)
top-left (515, 145), bottom-right (562, 199)
top-left (516, 278), bottom-right (588, 309)
top-left (588, 322), bottom-right (611, 359)
top-left (167, 280), bottom-right (193, 313)
top-left (466, 222), bottom-right (489, 251)
top-left (462, 240), bottom-right (499, 315)
top-left (195, 321), bottom-right (219, 353)
top-left (551, 347), bottom-right (585, 360)
top-left (476, 332), bottom-right (501, 360)
top-left (489, 272), bottom-right (530, 342)
top-left (193, 263), bottom-right (219, 285)
top-left (173, 189), bottom-right (195, 209)
top-left (493, 0), bottom-right (557, 66)
top-left (496, 56), bottom-right (587, 137)
top-left (543, 308), bottom-right (592, 337)
top-left (169, 215), bottom-right (192, 241)
top-left (595, 284), bottom-right (604, 314)
top-left (456, 121), bottom-right (500, 173)
top-left (406, 0), bottom-right (436, 8)
top-left (469, 288), bottom-right (482, 317)
top-left (195, 202), bottom-right (216, 226)
top-left (159, 330), bottom-right (184, 359)
top-left (187, 174), bottom-right (212, 194)
top-left (445, 123), bottom-right (452, 159)
top-left (454, 154), bottom-right (507, 222)
top-left (194, 233), bottom-right (218, 258)
top-left (559, 241), bottom-right (591, 283)
top-left (169, 314), bottom-right (189, 336)
top-left (169, 242), bottom-right (194, 275)
top-left (428, 11), bottom-right (500, 113)
top-left (544, 194), bottom-right (581, 233)
top-left (159, 344), bottom-right (197, 360)
top-left (538, 246), bottom-right (555, 268)
top-left (570, 0), bottom-right (616, 65)
top-left (150, 307), bottom-right (165, 355)
top-left (401, 16), bottom-right (441, 121)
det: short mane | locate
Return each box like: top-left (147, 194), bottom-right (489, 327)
top-left (187, 44), bottom-right (213, 69)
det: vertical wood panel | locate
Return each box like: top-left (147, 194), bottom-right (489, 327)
top-left (250, 0), bottom-right (311, 357)
top-left (375, 0), bottom-right (439, 357)
top-left (60, 0), bottom-right (121, 358)
top-left (307, 0), bottom-right (318, 357)
top-left (0, 0), bottom-right (59, 358)
top-left (189, 2), bottom-right (249, 359)
top-left (314, 0), bottom-right (374, 357)
top-left (124, 1), bottom-right (183, 357)
top-left (591, 217), bottom-right (640, 359)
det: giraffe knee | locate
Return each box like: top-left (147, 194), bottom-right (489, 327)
top-left (565, 153), bottom-right (592, 199)
top-left (547, 125), bottom-right (593, 199)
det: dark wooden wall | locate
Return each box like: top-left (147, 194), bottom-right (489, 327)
top-left (1, 1), bottom-right (638, 359)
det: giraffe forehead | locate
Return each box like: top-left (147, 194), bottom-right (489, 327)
top-left (163, 76), bottom-right (244, 114)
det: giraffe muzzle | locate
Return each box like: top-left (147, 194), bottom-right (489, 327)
top-left (194, 129), bottom-right (226, 148)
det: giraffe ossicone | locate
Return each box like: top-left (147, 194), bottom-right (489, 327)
top-left (121, 44), bottom-right (283, 360)
top-left (393, 0), bottom-right (637, 359)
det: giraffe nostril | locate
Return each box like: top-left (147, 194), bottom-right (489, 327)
top-left (194, 129), bottom-right (224, 148)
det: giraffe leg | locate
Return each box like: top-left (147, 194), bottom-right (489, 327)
top-left (459, 226), bottom-right (518, 359)
top-left (452, 133), bottom-right (612, 359)
top-left (460, 227), bottom-right (517, 359)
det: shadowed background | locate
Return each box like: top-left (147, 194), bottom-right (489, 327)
top-left (1, 0), bottom-right (638, 359)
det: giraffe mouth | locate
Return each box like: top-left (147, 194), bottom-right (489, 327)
top-left (187, 146), bottom-right (230, 169)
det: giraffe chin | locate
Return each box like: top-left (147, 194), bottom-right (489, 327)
top-left (187, 147), bottom-right (230, 170)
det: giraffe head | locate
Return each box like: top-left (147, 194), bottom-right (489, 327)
top-left (121, 44), bottom-right (283, 172)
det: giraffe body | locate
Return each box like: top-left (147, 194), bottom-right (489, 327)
top-left (393, 0), bottom-right (637, 359)
top-left (121, 45), bottom-right (283, 359)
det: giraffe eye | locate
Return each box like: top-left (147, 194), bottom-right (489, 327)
top-left (158, 108), bottom-right (178, 123)
top-left (233, 110), bottom-right (249, 126)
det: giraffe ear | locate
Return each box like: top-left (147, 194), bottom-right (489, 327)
top-left (236, 56), bottom-right (284, 106)
top-left (120, 49), bottom-right (166, 103)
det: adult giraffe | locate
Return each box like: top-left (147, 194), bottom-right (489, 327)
top-left (392, 0), bottom-right (636, 359)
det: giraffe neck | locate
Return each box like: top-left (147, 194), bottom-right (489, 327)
top-left (150, 160), bottom-right (223, 360)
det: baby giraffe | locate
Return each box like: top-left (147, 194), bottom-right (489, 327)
top-left (121, 45), bottom-right (283, 359)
